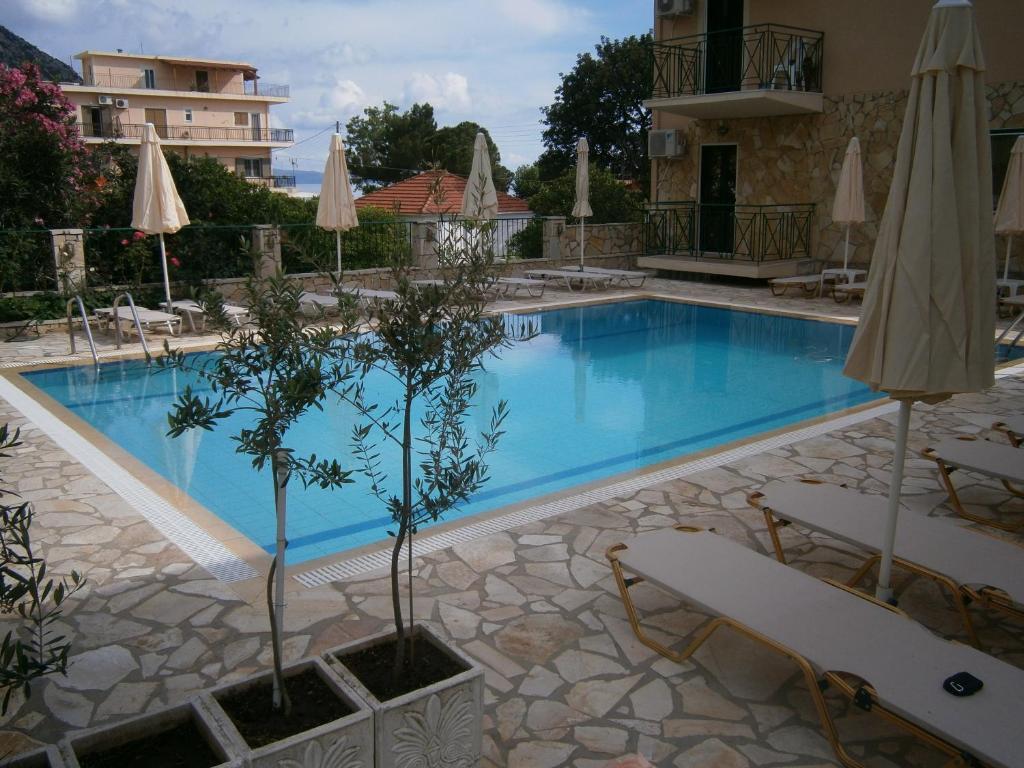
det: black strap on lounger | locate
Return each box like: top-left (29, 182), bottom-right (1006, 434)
top-left (853, 686), bottom-right (873, 711)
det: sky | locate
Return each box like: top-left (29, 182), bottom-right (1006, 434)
top-left (2, 0), bottom-right (651, 174)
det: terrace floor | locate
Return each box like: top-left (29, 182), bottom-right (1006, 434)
top-left (1, 276), bottom-right (1022, 766)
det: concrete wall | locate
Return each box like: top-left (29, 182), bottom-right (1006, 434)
top-left (80, 54), bottom-right (248, 95)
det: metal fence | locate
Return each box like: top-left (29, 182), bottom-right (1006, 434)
top-left (0, 230), bottom-right (58, 293)
top-left (653, 24), bottom-right (824, 98)
top-left (280, 221), bottom-right (414, 274)
top-left (77, 123), bottom-right (295, 143)
top-left (645, 202), bottom-right (814, 262)
top-left (75, 75), bottom-right (290, 98)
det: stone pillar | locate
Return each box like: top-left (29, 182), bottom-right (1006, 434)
top-left (251, 225), bottom-right (281, 278)
top-left (543, 216), bottom-right (565, 262)
top-left (50, 229), bottom-right (85, 295)
top-left (411, 220), bottom-right (439, 269)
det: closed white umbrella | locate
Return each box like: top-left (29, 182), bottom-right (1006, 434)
top-left (832, 136), bottom-right (866, 270)
top-left (572, 137), bottom-right (592, 271)
top-left (460, 132), bottom-right (499, 220)
top-left (843, 0), bottom-right (995, 601)
top-left (995, 135), bottom-right (1024, 282)
top-left (132, 123), bottom-right (189, 311)
top-left (316, 133), bottom-right (359, 273)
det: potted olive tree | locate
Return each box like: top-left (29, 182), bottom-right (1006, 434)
top-left (323, 213), bottom-right (532, 767)
top-left (69, 271), bottom-right (375, 768)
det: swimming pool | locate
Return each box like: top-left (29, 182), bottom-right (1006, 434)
top-left (22, 299), bottom-right (881, 564)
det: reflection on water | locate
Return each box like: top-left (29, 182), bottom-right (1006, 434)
top-left (26, 300), bottom-right (877, 563)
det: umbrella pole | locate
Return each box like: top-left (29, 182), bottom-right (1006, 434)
top-left (158, 233), bottom-right (173, 311)
top-left (579, 218), bottom-right (585, 271)
top-left (876, 399), bottom-right (912, 602)
top-left (842, 223), bottom-right (851, 271)
top-left (1003, 236), bottom-right (1012, 282)
top-left (336, 230), bottom-right (342, 275)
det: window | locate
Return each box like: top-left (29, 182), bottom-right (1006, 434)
top-left (993, 129), bottom-right (1024, 209)
top-left (234, 112), bottom-right (249, 126)
top-left (143, 68), bottom-right (156, 89)
top-left (184, 109), bottom-right (193, 123)
top-left (194, 70), bottom-right (209, 92)
top-left (235, 158), bottom-right (264, 178)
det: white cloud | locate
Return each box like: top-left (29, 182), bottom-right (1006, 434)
top-left (292, 78), bottom-right (367, 129)
top-left (495, 0), bottom-right (578, 35)
top-left (18, 0), bottom-right (78, 23)
top-left (403, 73), bottom-right (471, 112)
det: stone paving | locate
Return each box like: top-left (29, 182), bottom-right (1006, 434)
top-left (0, 277), bottom-right (1022, 766)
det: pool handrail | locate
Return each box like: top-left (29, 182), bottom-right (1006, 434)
top-left (111, 292), bottom-right (151, 363)
top-left (66, 295), bottom-right (99, 367)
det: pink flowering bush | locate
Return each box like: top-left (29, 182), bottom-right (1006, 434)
top-left (0, 63), bottom-right (94, 229)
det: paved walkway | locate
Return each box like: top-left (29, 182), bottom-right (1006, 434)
top-left (0, 277), bottom-right (1022, 766)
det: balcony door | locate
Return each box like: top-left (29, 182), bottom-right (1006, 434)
top-left (144, 108), bottom-right (168, 139)
top-left (699, 144), bottom-right (737, 255)
top-left (705, 0), bottom-right (744, 93)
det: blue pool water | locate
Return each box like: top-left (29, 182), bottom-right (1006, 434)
top-left (23, 300), bottom-right (881, 563)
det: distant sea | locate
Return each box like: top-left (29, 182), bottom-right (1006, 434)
top-left (293, 183), bottom-right (322, 195)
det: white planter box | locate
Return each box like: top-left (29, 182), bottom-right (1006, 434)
top-left (324, 624), bottom-right (483, 768)
top-left (59, 699), bottom-right (239, 767)
top-left (201, 656), bottom-right (373, 768)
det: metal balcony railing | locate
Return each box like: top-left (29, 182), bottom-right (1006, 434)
top-left (77, 122), bottom-right (294, 143)
top-left (71, 74), bottom-right (290, 98)
top-left (645, 202), bottom-right (814, 262)
top-left (652, 24), bottom-right (824, 99)
top-left (244, 175), bottom-right (297, 188)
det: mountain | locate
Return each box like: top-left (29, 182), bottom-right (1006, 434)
top-left (0, 25), bottom-right (80, 83)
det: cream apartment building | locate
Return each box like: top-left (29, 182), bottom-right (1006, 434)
top-left (643, 0), bottom-right (1024, 278)
top-left (60, 51), bottom-right (294, 188)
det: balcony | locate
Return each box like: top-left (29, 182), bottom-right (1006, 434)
top-left (648, 24), bottom-right (824, 120)
top-left (639, 201), bottom-right (815, 279)
top-left (77, 122), bottom-right (294, 144)
top-left (245, 175), bottom-right (297, 189)
top-left (69, 74), bottom-right (289, 98)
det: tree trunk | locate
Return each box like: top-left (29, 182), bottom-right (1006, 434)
top-left (268, 451), bottom-right (291, 715)
top-left (391, 384), bottom-right (414, 675)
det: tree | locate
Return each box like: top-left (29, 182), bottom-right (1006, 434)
top-left (540, 35), bottom-right (653, 191)
top-left (428, 122), bottom-right (512, 192)
top-left (163, 273), bottom-right (357, 715)
top-left (516, 163), bottom-right (645, 223)
top-left (345, 103), bottom-right (512, 192)
top-left (0, 63), bottom-right (95, 229)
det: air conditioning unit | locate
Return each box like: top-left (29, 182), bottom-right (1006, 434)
top-left (656, 0), bottom-right (695, 17)
top-left (97, 95), bottom-right (114, 106)
top-left (649, 129), bottom-right (686, 158)
top-left (114, 98), bottom-right (129, 109)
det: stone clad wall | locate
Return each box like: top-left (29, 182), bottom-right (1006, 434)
top-left (557, 222), bottom-right (644, 263)
top-left (655, 80), bottom-right (1024, 268)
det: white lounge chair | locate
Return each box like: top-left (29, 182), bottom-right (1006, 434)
top-left (94, 306), bottom-right (181, 337)
top-left (607, 527), bottom-right (1024, 768)
top-left (162, 299), bottom-right (250, 332)
top-left (768, 274), bottom-right (821, 296)
top-left (833, 281), bottom-right (868, 303)
top-left (298, 292), bottom-right (340, 317)
top-left (993, 415), bottom-right (1024, 447)
top-left (524, 268), bottom-right (611, 292)
top-left (748, 479), bottom-right (1024, 647)
top-left (336, 283), bottom-right (399, 304)
top-left (494, 276), bottom-right (545, 298)
top-left (579, 266), bottom-right (648, 287)
top-left (922, 436), bottom-right (1024, 532)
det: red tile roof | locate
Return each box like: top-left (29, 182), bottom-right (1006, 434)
top-left (354, 170), bottom-right (532, 216)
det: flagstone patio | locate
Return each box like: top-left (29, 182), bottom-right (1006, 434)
top-left (1, 278), bottom-right (1022, 766)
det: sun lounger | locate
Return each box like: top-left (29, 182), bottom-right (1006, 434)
top-left (748, 479), bottom-right (1024, 646)
top-left (993, 415), bottom-right (1024, 447)
top-left (162, 299), bottom-right (249, 331)
top-left (579, 266), bottom-right (648, 287)
top-left (768, 274), bottom-right (821, 297)
top-left (921, 436), bottom-right (1024, 531)
top-left (298, 292), bottom-right (340, 317)
top-left (607, 527), bottom-right (1024, 768)
top-left (494, 276), bottom-right (546, 298)
top-left (336, 283), bottom-right (399, 303)
top-left (524, 268), bottom-right (611, 292)
top-left (94, 306), bottom-right (180, 336)
top-left (832, 281), bottom-right (867, 303)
